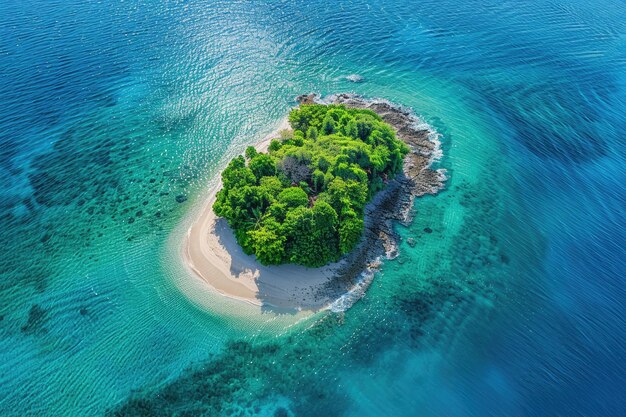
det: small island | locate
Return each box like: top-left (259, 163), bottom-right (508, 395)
top-left (213, 103), bottom-right (409, 267)
top-left (182, 94), bottom-right (444, 311)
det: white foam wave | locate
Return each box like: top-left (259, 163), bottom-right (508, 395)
top-left (423, 124), bottom-right (444, 164)
top-left (345, 74), bottom-right (365, 83)
top-left (328, 258), bottom-right (380, 313)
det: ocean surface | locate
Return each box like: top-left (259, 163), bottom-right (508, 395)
top-left (1, 0), bottom-right (625, 416)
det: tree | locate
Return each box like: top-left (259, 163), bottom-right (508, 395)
top-left (311, 201), bottom-right (339, 261)
top-left (312, 169), bottom-right (325, 192)
top-left (245, 146), bottom-right (257, 160)
top-left (333, 162), bottom-right (368, 183)
top-left (234, 228), bottom-right (255, 255)
top-left (223, 185), bottom-right (271, 229)
top-left (317, 156), bottom-right (331, 172)
top-left (249, 154), bottom-right (276, 180)
top-left (355, 117), bottom-right (374, 141)
top-left (259, 176), bottom-right (283, 196)
top-left (371, 145), bottom-right (390, 172)
top-left (266, 202), bottom-right (287, 222)
top-left (221, 156), bottom-right (256, 190)
top-left (344, 119), bottom-right (358, 139)
top-left (323, 177), bottom-right (351, 215)
top-left (292, 130), bottom-right (305, 146)
top-left (344, 180), bottom-right (368, 214)
top-left (269, 139), bottom-right (282, 152)
top-left (306, 126), bottom-right (318, 141)
top-left (283, 203), bottom-right (339, 267)
top-left (312, 200), bottom-right (338, 240)
top-left (289, 107), bottom-right (312, 132)
top-left (278, 155), bottom-right (311, 183)
top-left (339, 212), bottom-right (363, 254)
top-left (322, 114), bottom-right (336, 135)
top-left (277, 187), bottom-right (309, 208)
top-left (288, 104), bottom-right (328, 131)
top-left (249, 218), bottom-right (285, 265)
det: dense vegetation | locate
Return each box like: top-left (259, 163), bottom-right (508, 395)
top-left (213, 104), bottom-right (408, 267)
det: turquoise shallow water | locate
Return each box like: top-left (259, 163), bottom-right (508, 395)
top-left (1, 0), bottom-right (625, 416)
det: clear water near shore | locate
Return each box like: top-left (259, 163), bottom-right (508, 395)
top-left (1, 0), bottom-right (625, 416)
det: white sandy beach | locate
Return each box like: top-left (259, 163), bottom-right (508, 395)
top-left (182, 118), bottom-right (346, 311)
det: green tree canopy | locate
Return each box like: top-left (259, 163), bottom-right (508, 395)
top-left (277, 187), bottom-right (309, 209)
top-left (249, 154), bottom-right (276, 180)
top-left (213, 103), bottom-right (408, 267)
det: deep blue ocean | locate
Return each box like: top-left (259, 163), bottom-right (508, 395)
top-left (1, 0), bottom-right (625, 416)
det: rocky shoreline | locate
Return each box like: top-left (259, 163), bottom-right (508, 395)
top-left (295, 93), bottom-right (446, 307)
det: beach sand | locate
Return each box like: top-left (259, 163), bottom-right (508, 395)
top-left (183, 186), bottom-right (347, 311)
